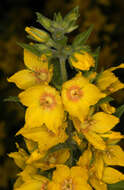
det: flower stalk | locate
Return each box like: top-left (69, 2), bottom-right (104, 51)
top-left (60, 57), bottom-right (68, 83)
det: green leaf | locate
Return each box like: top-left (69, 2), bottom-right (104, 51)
top-left (36, 12), bottom-right (52, 31)
top-left (35, 43), bottom-right (53, 55)
top-left (17, 42), bottom-right (41, 57)
top-left (115, 104), bottom-right (124, 118)
top-left (66, 23), bottom-right (78, 33)
top-left (108, 181), bottom-right (124, 190)
top-left (54, 12), bottom-right (63, 23)
top-left (72, 25), bottom-right (93, 47)
top-left (64, 6), bottom-right (79, 23)
top-left (63, 7), bottom-right (79, 33)
top-left (4, 96), bottom-right (20, 103)
top-left (97, 96), bottom-right (114, 105)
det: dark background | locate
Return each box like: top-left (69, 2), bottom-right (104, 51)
top-left (0, 0), bottom-right (124, 189)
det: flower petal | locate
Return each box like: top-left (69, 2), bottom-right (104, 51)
top-left (24, 49), bottom-right (48, 71)
top-left (89, 176), bottom-right (107, 190)
top-left (25, 105), bottom-right (44, 127)
top-left (52, 165), bottom-right (70, 183)
top-left (8, 69), bottom-right (37, 89)
top-left (102, 167), bottom-right (124, 184)
top-left (15, 180), bottom-right (43, 190)
top-left (71, 166), bottom-right (89, 181)
top-left (19, 85), bottom-right (43, 106)
top-left (91, 112), bottom-right (119, 134)
top-left (94, 152), bottom-right (104, 180)
top-left (77, 147), bottom-right (92, 168)
top-left (96, 70), bottom-right (117, 91)
top-left (103, 145), bottom-right (124, 166)
top-left (83, 131), bottom-right (106, 150)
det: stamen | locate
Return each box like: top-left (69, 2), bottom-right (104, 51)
top-left (67, 86), bottom-right (83, 101)
top-left (40, 93), bottom-right (56, 110)
top-left (33, 69), bottom-right (49, 83)
top-left (41, 182), bottom-right (48, 190)
top-left (62, 178), bottom-right (73, 190)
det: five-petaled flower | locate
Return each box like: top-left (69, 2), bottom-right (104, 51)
top-left (19, 85), bottom-right (64, 134)
top-left (62, 73), bottom-right (105, 123)
top-left (8, 49), bottom-right (53, 89)
top-left (72, 112), bottom-right (119, 150)
top-left (47, 165), bottom-right (92, 190)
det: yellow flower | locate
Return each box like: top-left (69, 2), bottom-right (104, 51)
top-left (47, 165), bottom-right (92, 190)
top-left (14, 174), bottom-right (49, 190)
top-left (78, 147), bottom-right (107, 190)
top-left (62, 74), bottom-right (105, 122)
top-left (8, 49), bottom-right (53, 89)
top-left (96, 64), bottom-right (124, 94)
top-left (89, 143), bottom-right (124, 186)
top-left (19, 85), bottom-right (64, 133)
top-left (17, 124), bottom-right (68, 153)
top-left (8, 145), bottom-right (29, 169)
top-left (27, 148), bottom-right (70, 171)
top-left (70, 51), bottom-right (95, 71)
top-left (72, 112), bottom-right (119, 150)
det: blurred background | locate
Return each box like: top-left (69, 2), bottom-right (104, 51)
top-left (0, 0), bottom-right (124, 189)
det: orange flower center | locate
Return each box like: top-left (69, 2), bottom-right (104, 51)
top-left (67, 86), bottom-right (83, 101)
top-left (34, 69), bottom-right (49, 83)
top-left (106, 84), bottom-right (115, 93)
top-left (80, 117), bottom-right (96, 133)
top-left (41, 182), bottom-right (48, 190)
top-left (62, 178), bottom-right (74, 190)
top-left (40, 93), bottom-right (56, 110)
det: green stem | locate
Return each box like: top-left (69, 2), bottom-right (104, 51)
top-left (60, 57), bottom-right (68, 83)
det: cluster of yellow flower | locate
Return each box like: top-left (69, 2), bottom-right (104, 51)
top-left (8, 47), bottom-right (124, 189)
top-left (7, 8), bottom-right (124, 190)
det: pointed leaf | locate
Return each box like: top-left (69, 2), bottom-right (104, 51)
top-left (115, 104), bottom-right (124, 118)
top-left (4, 96), bottom-right (20, 103)
top-left (36, 12), bottom-right (52, 31)
top-left (55, 12), bottom-right (63, 23)
top-left (97, 96), bottom-right (114, 105)
top-left (72, 25), bottom-right (94, 46)
top-left (64, 6), bottom-right (79, 23)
